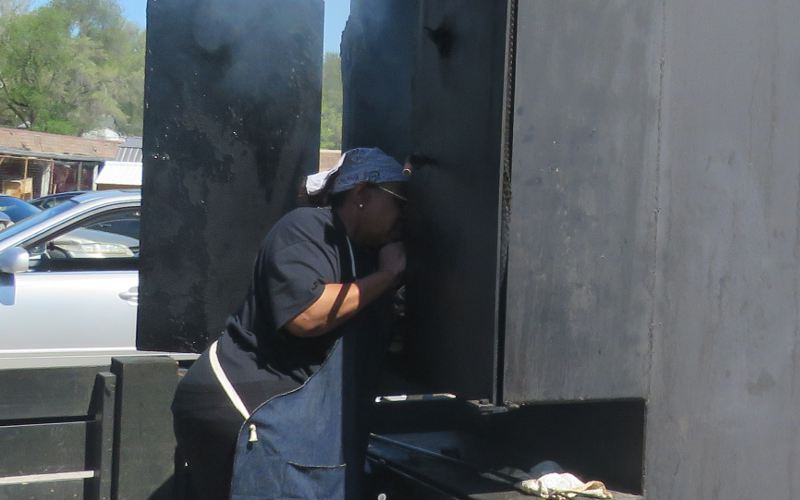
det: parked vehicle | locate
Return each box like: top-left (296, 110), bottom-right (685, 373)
top-left (30, 190), bottom-right (88, 210)
top-left (0, 212), bottom-right (11, 231)
top-left (0, 194), bottom-right (40, 222)
top-left (0, 190), bottom-right (142, 359)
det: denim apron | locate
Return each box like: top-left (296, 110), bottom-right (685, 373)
top-left (210, 238), bottom-right (362, 500)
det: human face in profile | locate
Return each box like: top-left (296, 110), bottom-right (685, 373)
top-left (360, 182), bottom-right (407, 247)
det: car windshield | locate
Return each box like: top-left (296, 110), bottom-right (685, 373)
top-left (0, 200), bottom-right (79, 242)
top-left (0, 197), bottom-right (40, 221)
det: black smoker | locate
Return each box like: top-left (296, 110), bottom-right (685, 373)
top-left (141, 0), bottom-right (800, 498)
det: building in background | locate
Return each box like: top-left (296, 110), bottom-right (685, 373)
top-left (319, 149), bottom-right (341, 171)
top-left (0, 127), bottom-right (119, 198)
top-left (95, 161), bottom-right (143, 190)
top-left (1, 127), bottom-right (339, 197)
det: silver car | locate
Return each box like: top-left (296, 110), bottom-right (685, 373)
top-left (0, 190), bottom-right (142, 363)
top-left (0, 212), bottom-right (11, 231)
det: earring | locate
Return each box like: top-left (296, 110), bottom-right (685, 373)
top-left (358, 203), bottom-right (364, 209)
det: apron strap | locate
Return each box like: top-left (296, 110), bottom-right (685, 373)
top-left (209, 340), bottom-right (258, 442)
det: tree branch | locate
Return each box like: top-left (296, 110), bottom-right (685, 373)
top-left (0, 74), bottom-right (32, 126)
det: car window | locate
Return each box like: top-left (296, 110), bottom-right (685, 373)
top-left (0, 200), bottom-right (78, 242)
top-left (0, 197), bottom-right (40, 221)
top-left (26, 208), bottom-right (140, 272)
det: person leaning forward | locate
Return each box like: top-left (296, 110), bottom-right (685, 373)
top-left (171, 147), bottom-right (410, 500)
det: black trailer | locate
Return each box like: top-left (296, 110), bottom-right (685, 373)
top-left (136, 0), bottom-right (800, 498)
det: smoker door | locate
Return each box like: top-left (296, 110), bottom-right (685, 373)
top-left (402, 1), bottom-right (511, 400)
top-left (502, 0), bottom-right (661, 402)
top-left (342, 1), bottom-right (512, 401)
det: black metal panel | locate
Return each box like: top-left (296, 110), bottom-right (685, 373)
top-left (139, 0), bottom-right (324, 352)
top-left (402, 0), bottom-right (510, 400)
top-left (110, 357), bottom-right (179, 500)
top-left (0, 366), bottom-right (105, 421)
top-left (86, 372), bottom-right (116, 500)
top-left (0, 480), bottom-right (86, 499)
top-left (341, 0), bottom-right (419, 161)
top-left (370, 399), bottom-right (644, 495)
top-left (0, 422), bottom-right (88, 476)
top-left (0, 369), bottom-right (115, 500)
top-left (502, 0), bottom-right (660, 402)
top-left (644, 0), bottom-right (800, 497)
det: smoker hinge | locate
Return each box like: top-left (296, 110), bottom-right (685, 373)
top-left (466, 399), bottom-right (520, 416)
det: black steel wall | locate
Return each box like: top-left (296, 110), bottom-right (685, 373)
top-left (504, 0), bottom-right (800, 497)
top-left (644, 0), bottom-right (800, 496)
top-left (344, 0), bottom-right (800, 496)
top-left (139, 0), bottom-right (800, 495)
top-left (139, 0), bottom-right (323, 351)
top-left (503, 0), bottom-right (660, 401)
top-left (343, 0), bottom-right (510, 399)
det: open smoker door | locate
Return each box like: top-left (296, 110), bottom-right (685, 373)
top-left (343, 0), bottom-right (511, 403)
top-left (344, 2), bottom-right (646, 497)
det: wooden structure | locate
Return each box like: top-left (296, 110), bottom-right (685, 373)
top-left (0, 127), bottom-right (120, 198)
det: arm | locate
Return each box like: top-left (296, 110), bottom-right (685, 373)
top-left (284, 242), bottom-right (405, 338)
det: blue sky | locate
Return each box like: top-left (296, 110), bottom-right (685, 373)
top-left (32, 0), bottom-right (351, 53)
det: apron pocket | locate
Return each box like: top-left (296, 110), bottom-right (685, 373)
top-left (282, 461), bottom-right (346, 500)
top-left (229, 456), bottom-right (287, 500)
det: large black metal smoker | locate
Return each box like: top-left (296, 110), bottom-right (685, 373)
top-left (140, 0), bottom-right (800, 498)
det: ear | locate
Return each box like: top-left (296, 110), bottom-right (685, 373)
top-left (351, 184), bottom-right (372, 206)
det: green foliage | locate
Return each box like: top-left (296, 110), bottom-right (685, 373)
top-left (320, 52), bottom-right (342, 150)
top-left (0, 0), bottom-right (31, 17)
top-left (0, 0), bottom-right (144, 135)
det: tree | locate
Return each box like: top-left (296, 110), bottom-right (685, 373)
top-left (0, 0), bottom-right (144, 135)
top-left (320, 52), bottom-right (342, 150)
top-left (0, 0), bottom-right (31, 17)
top-left (52, 0), bottom-right (145, 135)
top-left (0, 6), bottom-right (86, 133)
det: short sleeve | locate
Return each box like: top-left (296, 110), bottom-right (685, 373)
top-left (264, 240), bottom-right (337, 330)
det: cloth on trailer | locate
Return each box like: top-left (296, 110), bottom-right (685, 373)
top-left (517, 471), bottom-right (613, 499)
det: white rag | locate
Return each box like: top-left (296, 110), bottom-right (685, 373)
top-left (516, 472), bottom-right (613, 500)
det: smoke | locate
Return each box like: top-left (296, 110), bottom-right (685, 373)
top-left (191, 0), bottom-right (323, 103)
top-left (340, 0), bottom-right (419, 158)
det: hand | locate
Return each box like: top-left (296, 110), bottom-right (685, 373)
top-left (379, 241), bottom-right (406, 280)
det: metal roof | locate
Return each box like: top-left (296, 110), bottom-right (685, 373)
top-left (0, 127), bottom-right (119, 161)
top-left (114, 136), bottom-right (143, 162)
top-left (95, 161), bottom-right (142, 187)
top-left (0, 146), bottom-right (109, 163)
